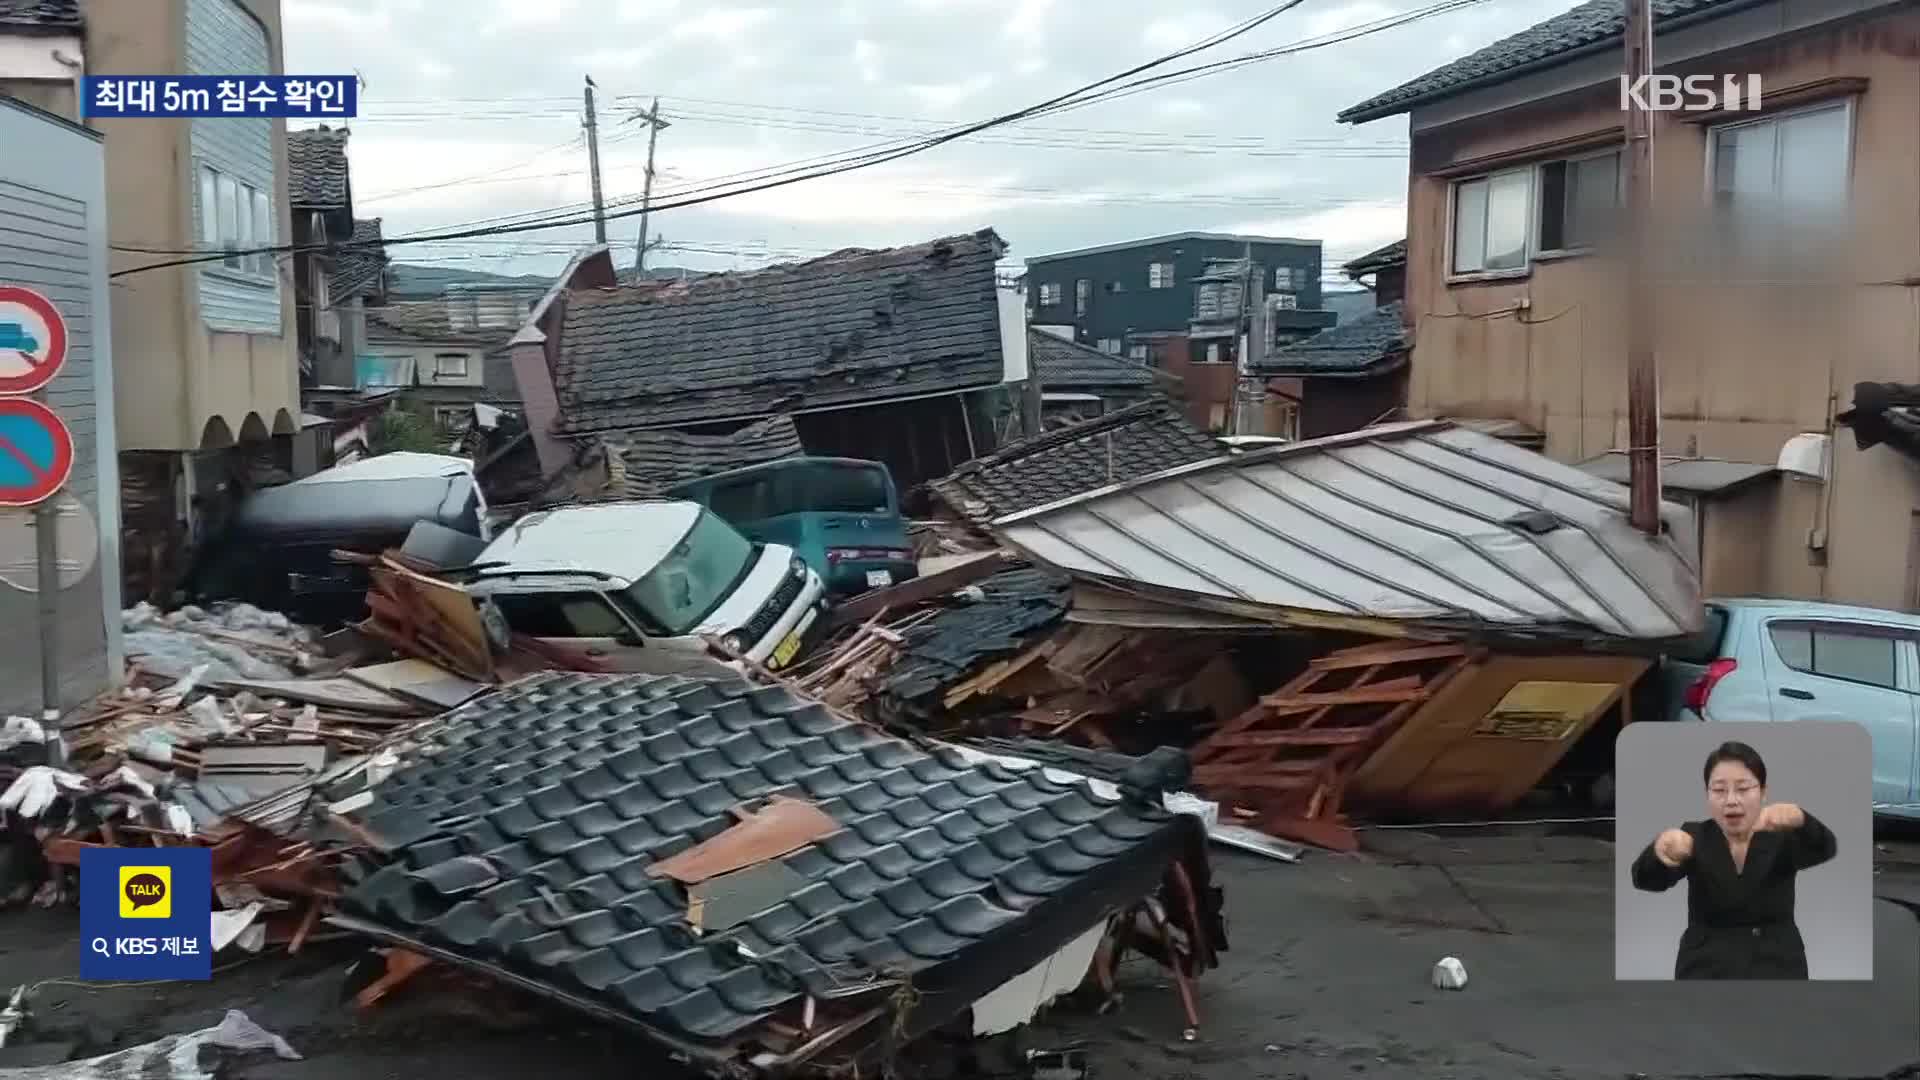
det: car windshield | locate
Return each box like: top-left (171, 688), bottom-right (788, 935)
top-left (622, 509), bottom-right (756, 635)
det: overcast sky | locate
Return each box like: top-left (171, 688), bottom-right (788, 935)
top-left (282, 0), bottom-right (1581, 283)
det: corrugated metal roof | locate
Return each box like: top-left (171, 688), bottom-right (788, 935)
top-left (990, 420), bottom-right (1704, 642)
top-left (1576, 452), bottom-right (1777, 495)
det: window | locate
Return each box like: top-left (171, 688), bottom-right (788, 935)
top-left (434, 352), bottom-right (471, 380)
top-left (1273, 266), bottom-right (1296, 291)
top-left (1450, 149), bottom-right (1623, 275)
top-left (1074, 278), bottom-right (1090, 316)
top-left (1204, 342), bottom-right (1222, 364)
top-left (809, 464), bottom-right (891, 514)
top-left (1767, 621), bottom-right (1902, 690)
top-left (621, 510), bottom-right (756, 636)
top-left (1038, 282), bottom-right (1062, 306)
top-left (1097, 338), bottom-right (1121, 354)
top-left (1128, 344), bottom-right (1148, 360)
top-left (1720, 101), bottom-right (1850, 232)
top-left (494, 592), bottom-right (632, 639)
top-left (1538, 151), bottom-right (1619, 253)
top-left (1148, 262), bottom-right (1175, 288)
top-left (1272, 293), bottom-right (1298, 310)
top-left (199, 163), bottom-right (274, 279)
top-left (433, 406), bottom-right (469, 431)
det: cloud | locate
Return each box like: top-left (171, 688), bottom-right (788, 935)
top-left (280, 0), bottom-right (1553, 279)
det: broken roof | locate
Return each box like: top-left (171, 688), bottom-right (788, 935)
top-left (0, 0), bottom-right (78, 29)
top-left (367, 300), bottom-right (512, 346)
top-left (991, 420), bottom-right (1704, 642)
top-left (1344, 240), bottom-right (1406, 279)
top-left (613, 415), bottom-right (806, 499)
top-left (928, 401), bottom-right (1219, 524)
top-left (329, 218), bottom-right (388, 300)
top-left (334, 670), bottom-right (1213, 1072)
top-left (1340, 0), bottom-right (1757, 123)
top-left (1028, 330), bottom-right (1156, 390)
top-left (287, 126), bottom-right (351, 210)
top-left (1253, 301), bottom-right (1407, 377)
top-left (879, 566), bottom-right (1071, 705)
top-left (551, 230), bottom-right (1008, 434)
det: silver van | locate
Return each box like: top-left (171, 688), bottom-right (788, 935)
top-left (465, 501), bottom-right (827, 672)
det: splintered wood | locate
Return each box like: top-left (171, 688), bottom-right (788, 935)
top-left (361, 556), bottom-right (495, 682)
top-left (1188, 640), bottom-right (1479, 853)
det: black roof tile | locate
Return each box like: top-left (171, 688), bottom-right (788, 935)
top-left (0, 0), bottom-right (78, 29)
top-left (1252, 300), bottom-right (1408, 376)
top-left (329, 218), bottom-right (388, 300)
top-left (552, 230), bottom-right (1008, 435)
top-left (879, 566), bottom-right (1071, 706)
top-left (612, 415), bottom-right (805, 499)
top-left (927, 401), bottom-right (1220, 523)
top-left (287, 126), bottom-right (351, 209)
top-left (336, 670), bottom-right (1204, 1066)
top-left (1028, 330), bottom-right (1155, 390)
top-left (1341, 1), bottom-right (1753, 123)
top-left (1343, 239), bottom-right (1406, 278)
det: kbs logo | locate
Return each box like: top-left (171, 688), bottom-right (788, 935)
top-left (118, 865), bottom-right (171, 919)
top-left (1620, 74), bottom-right (1763, 113)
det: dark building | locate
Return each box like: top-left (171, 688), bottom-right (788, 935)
top-left (1024, 231), bottom-right (1328, 356)
top-left (1252, 240), bottom-right (1411, 440)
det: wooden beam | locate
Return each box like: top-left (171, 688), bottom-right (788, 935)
top-left (1201, 727), bottom-right (1383, 748)
top-left (1310, 643), bottom-right (1467, 671)
top-left (824, 550), bottom-right (1007, 629)
top-left (1262, 683), bottom-right (1431, 711)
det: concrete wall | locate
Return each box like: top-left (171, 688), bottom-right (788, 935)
top-left (0, 98), bottom-right (124, 712)
top-left (1397, 6), bottom-right (1920, 606)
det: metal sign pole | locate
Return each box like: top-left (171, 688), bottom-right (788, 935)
top-left (35, 495), bottom-right (57, 718)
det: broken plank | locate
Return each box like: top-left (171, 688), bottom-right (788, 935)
top-left (942, 641), bottom-right (1057, 708)
top-left (1200, 727), bottom-right (1387, 748)
top-left (1309, 643), bottom-right (1468, 671)
top-left (218, 676), bottom-right (425, 717)
top-left (1261, 681), bottom-right (1429, 711)
top-left (1192, 761), bottom-right (1323, 784)
top-left (825, 550), bottom-right (1006, 629)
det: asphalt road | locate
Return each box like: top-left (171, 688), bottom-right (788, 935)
top-left (2, 828), bottom-right (1916, 1080)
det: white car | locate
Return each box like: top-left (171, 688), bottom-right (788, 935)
top-left (465, 501), bottom-right (826, 673)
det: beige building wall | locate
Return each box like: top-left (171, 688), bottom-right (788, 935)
top-left (7, 0), bottom-right (299, 453)
top-left (1400, 9), bottom-right (1920, 607)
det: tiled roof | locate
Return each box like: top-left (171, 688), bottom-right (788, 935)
top-left (0, 0), bottom-right (79, 29)
top-left (612, 415), bottom-right (806, 498)
top-left (1343, 240), bottom-right (1406, 278)
top-left (879, 567), bottom-right (1070, 706)
top-left (366, 300), bottom-right (511, 347)
top-left (1340, 0), bottom-right (1755, 123)
top-left (329, 218), bottom-right (388, 300)
top-left (1028, 330), bottom-right (1155, 390)
top-left (1254, 301), bottom-right (1407, 376)
top-left (287, 126), bottom-right (351, 209)
top-left (335, 670), bottom-right (1211, 1068)
top-left (552, 230), bottom-right (1007, 435)
top-left (927, 401), bottom-right (1220, 524)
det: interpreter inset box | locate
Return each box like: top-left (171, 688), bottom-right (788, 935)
top-left (1614, 720), bottom-right (1871, 981)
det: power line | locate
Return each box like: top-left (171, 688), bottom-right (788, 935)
top-left (110, 0), bottom-right (1475, 277)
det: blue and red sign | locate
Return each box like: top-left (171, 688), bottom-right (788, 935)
top-left (0, 398), bottom-right (74, 508)
top-left (0, 285), bottom-right (67, 396)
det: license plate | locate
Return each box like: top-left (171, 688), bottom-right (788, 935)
top-left (770, 629), bottom-right (803, 669)
top-left (865, 570), bottom-right (894, 588)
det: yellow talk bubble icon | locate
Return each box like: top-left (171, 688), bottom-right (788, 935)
top-left (118, 865), bottom-right (171, 919)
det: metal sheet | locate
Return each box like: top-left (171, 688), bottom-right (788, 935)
top-left (992, 421), bottom-right (1703, 641)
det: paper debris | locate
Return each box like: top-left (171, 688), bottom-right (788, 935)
top-left (1431, 956), bottom-right (1468, 990)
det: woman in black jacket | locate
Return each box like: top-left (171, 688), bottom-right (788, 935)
top-left (1630, 740), bottom-right (1838, 980)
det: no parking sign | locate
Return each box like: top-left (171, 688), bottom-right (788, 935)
top-left (0, 285), bottom-right (73, 510)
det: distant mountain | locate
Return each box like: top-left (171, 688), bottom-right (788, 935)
top-left (387, 263), bottom-right (554, 299)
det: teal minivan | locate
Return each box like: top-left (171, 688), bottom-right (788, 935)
top-left (668, 456), bottom-right (918, 597)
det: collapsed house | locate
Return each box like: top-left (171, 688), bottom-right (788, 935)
top-left (330, 670), bottom-right (1224, 1075)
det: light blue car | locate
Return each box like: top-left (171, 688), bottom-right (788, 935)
top-left (1663, 598), bottom-right (1920, 821)
top-left (0, 322), bottom-right (38, 357)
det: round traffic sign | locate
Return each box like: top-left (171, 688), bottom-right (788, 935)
top-left (0, 286), bottom-right (69, 395)
top-left (0, 493), bottom-right (100, 592)
top-left (0, 398), bottom-right (74, 508)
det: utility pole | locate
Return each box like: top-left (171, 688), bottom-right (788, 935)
top-left (1624, 0), bottom-right (1662, 535)
top-left (633, 97), bottom-right (671, 273)
top-left (582, 75), bottom-right (607, 244)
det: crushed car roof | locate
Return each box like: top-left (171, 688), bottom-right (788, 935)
top-left (474, 501), bottom-right (703, 583)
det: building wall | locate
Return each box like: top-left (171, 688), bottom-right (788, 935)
top-left (1027, 238), bottom-right (1324, 347)
top-left (76, 0), bottom-right (298, 453)
top-left (1301, 370), bottom-right (1407, 440)
top-left (1399, 8), bottom-right (1920, 606)
top-left (0, 99), bottom-right (124, 711)
top-left (1150, 337), bottom-right (1238, 432)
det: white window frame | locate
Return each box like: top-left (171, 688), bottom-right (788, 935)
top-left (1446, 146), bottom-right (1625, 281)
top-left (434, 352), bottom-right (471, 380)
top-left (1127, 344), bottom-right (1148, 360)
top-left (1204, 342), bottom-right (1222, 364)
top-left (1273, 266), bottom-right (1295, 292)
top-left (1038, 281), bottom-right (1062, 306)
top-left (1148, 262), bottom-right (1175, 289)
top-left (1702, 97), bottom-right (1856, 219)
top-left (1096, 338), bottom-right (1121, 354)
top-left (1074, 278), bottom-right (1090, 316)
top-left (1272, 293), bottom-right (1298, 310)
top-left (199, 161), bottom-right (276, 284)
